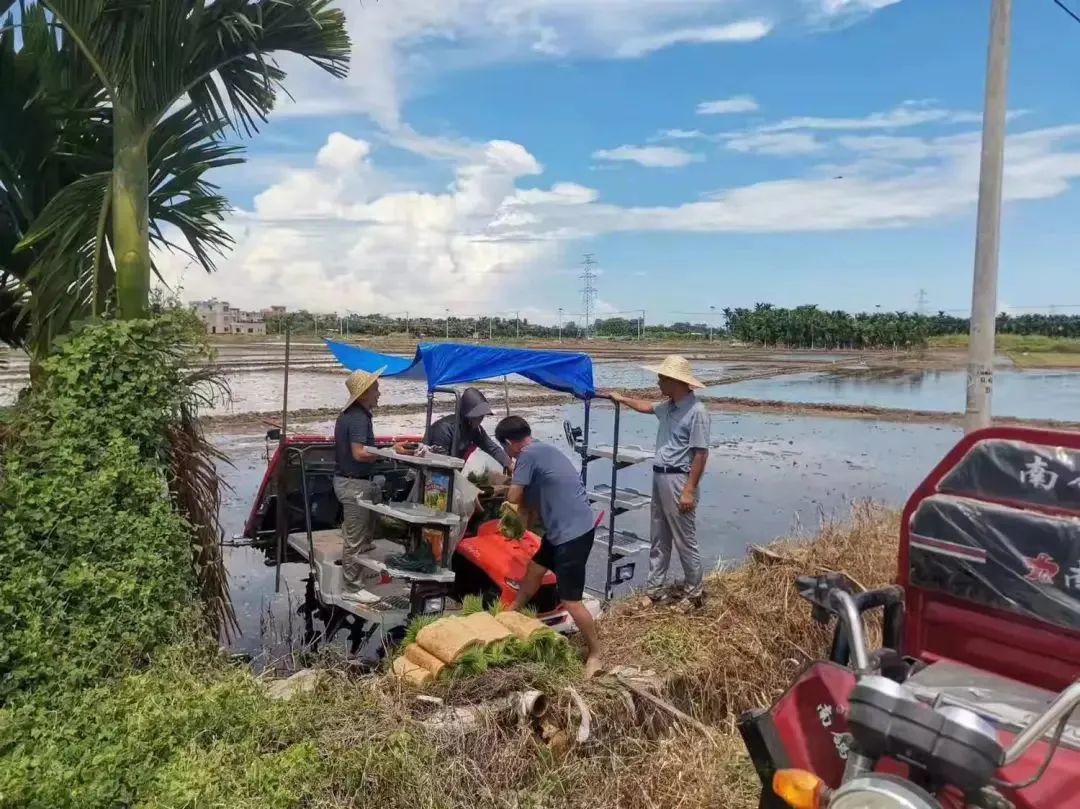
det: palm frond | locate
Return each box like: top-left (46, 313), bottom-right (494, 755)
top-left (165, 403), bottom-right (238, 641)
top-left (44, 0), bottom-right (349, 136)
top-left (17, 172), bottom-right (109, 355)
top-left (182, 0), bottom-right (350, 136)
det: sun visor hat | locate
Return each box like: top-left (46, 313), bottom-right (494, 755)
top-left (460, 388), bottom-right (494, 419)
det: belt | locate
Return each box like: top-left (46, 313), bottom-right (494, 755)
top-left (653, 465), bottom-right (689, 475)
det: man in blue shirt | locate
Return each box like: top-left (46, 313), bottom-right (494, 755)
top-left (610, 355), bottom-right (711, 607)
top-left (495, 415), bottom-right (602, 676)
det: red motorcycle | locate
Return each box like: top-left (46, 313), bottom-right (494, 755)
top-left (741, 427), bottom-right (1080, 809)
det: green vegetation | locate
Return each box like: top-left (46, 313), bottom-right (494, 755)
top-left (931, 332), bottom-right (1080, 353)
top-left (0, 312), bottom-right (229, 704)
top-left (264, 309), bottom-right (714, 341)
top-left (1, 2), bottom-right (350, 359)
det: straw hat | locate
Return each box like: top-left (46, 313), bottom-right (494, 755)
top-left (342, 366), bottom-right (386, 412)
top-left (642, 355), bottom-right (705, 389)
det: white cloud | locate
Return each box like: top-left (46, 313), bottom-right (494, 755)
top-left (654, 128), bottom-right (707, 140)
top-left (514, 182), bottom-right (599, 205)
top-left (161, 119), bottom-right (1080, 315)
top-left (592, 145), bottom-right (702, 168)
top-left (819, 0), bottom-right (902, 16)
top-left (268, 1), bottom-right (894, 128)
top-left (615, 20), bottom-right (773, 58)
top-left (315, 133), bottom-right (372, 172)
top-left (759, 101), bottom-right (982, 133)
top-left (696, 94), bottom-right (760, 115)
top-left (723, 131), bottom-right (824, 155)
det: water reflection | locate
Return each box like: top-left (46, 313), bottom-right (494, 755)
top-left (707, 368), bottom-right (1080, 422)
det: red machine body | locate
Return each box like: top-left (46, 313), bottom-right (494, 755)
top-left (741, 427), bottom-right (1080, 808)
top-left (243, 433), bottom-right (566, 623)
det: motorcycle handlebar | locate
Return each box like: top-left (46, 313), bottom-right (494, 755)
top-left (824, 586), bottom-right (1080, 773)
top-left (828, 589), bottom-right (872, 674)
top-left (1003, 679), bottom-right (1080, 765)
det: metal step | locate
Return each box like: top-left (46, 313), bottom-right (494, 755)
top-left (582, 443), bottom-right (653, 467)
top-left (587, 484), bottom-right (651, 513)
top-left (603, 529), bottom-right (651, 559)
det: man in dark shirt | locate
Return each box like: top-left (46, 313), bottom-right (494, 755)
top-left (333, 367), bottom-right (386, 602)
top-left (425, 387), bottom-right (511, 471)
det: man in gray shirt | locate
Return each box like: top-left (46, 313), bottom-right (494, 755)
top-left (610, 355), bottom-right (710, 606)
top-left (333, 367), bottom-right (409, 604)
top-left (495, 415), bottom-right (602, 676)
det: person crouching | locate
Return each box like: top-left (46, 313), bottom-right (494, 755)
top-left (495, 415), bottom-right (603, 677)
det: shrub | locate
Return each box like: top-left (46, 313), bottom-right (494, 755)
top-left (0, 313), bottom-right (224, 705)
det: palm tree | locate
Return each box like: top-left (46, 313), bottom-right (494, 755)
top-left (1, 4), bottom-right (243, 358)
top-left (31, 0), bottom-right (349, 319)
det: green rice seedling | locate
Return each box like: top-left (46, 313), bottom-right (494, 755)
top-left (521, 629), bottom-right (575, 668)
top-left (519, 605), bottom-right (538, 619)
top-left (483, 638), bottom-right (518, 668)
top-left (460, 594), bottom-right (485, 616)
top-left (487, 598), bottom-right (506, 616)
top-left (498, 503), bottom-right (525, 539)
top-left (451, 647), bottom-right (489, 678)
top-left (402, 614), bottom-right (437, 648)
top-left (466, 470), bottom-right (491, 487)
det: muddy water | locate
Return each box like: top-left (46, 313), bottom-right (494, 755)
top-left (707, 368), bottom-right (1080, 422)
top-left (208, 360), bottom-right (740, 416)
top-left (216, 405), bottom-right (960, 655)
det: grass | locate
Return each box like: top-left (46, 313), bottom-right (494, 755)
top-left (931, 333), bottom-right (1080, 355)
top-left (1007, 351), bottom-right (1080, 368)
top-left (604, 500), bottom-right (898, 720)
top-left (3, 502), bottom-right (900, 809)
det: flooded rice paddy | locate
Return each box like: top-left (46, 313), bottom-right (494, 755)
top-left (706, 367), bottom-right (1080, 422)
top-left (216, 403), bottom-right (961, 656)
top-left (5, 340), bottom-right (1074, 657)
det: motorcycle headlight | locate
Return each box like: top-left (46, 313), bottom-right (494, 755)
top-left (830, 775), bottom-right (940, 809)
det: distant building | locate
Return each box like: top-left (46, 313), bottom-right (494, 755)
top-left (191, 299), bottom-right (266, 335)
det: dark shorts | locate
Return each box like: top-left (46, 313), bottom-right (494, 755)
top-left (532, 528), bottom-right (595, 602)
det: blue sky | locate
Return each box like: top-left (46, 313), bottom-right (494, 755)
top-left (162, 0), bottom-right (1080, 324)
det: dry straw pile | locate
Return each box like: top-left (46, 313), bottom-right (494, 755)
top-left (343, 501), bottom-right (901, 809)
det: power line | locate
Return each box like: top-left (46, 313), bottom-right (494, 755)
top-left (1053, 0), bottom-right (1080, 26)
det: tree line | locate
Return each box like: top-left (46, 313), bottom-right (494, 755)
top-left (270, 305), bottom-right (1080, 348)
top-left (723, 305), bottom-right (1080, 349)
top-left (265, 311), bottom-right (715, 340)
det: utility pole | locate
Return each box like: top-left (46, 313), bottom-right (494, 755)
top-left (639, 309), bottom-right (645, 340)
top-left (917, 289), bottom-right (929, 316)
top-left (488, 316), bottom-right (493, 341)
top-left (709, 305), bottom-right (716, 341)
top-left (965, 0), bottom-right (1012, 434)
top-left (445, 308), bottom-right (450, 340)
top-left (515, 311), bottom-right (520, 340)
top-left (580, 254), bottom-right (598, 339)
top-left (558, 307), bottom-right (564, 342)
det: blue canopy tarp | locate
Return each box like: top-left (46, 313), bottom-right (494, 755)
top-left (325, 340), bottom-right (595, 399)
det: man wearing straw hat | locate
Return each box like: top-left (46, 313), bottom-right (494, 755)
top-left (609, 355), bottom-right (710, 607)
top-left (334, 367), bottom-right (387, 602)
